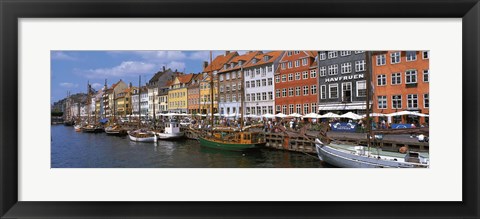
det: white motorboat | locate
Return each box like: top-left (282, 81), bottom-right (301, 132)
top-left (315, 138), bottom-right (429, 168)
top-left (128, 129), bottom-right (157, 143)
top-left (157, 118), bottom-right (184, 140)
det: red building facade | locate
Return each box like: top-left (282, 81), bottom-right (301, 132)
top-left (274, 51), bottom-right (318, 115)
top-left (372, 51), bottom-right (429, 125)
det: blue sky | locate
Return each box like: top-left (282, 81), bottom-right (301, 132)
top-left (50, 50), bottom-right (230, 103)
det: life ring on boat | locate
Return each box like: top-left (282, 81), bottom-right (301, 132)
top-left (399, 145), bottom-right (408, 154)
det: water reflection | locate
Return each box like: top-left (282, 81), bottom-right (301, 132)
top-left (51, 125), bottom-right (325, 168)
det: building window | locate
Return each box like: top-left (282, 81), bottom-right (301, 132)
top-left (341, 62), bottom-right (352, 74)
top-left (232, 84), bottom-right (236, 91)
top-left (328, 64), bottom-right (338, 75)
top-left (303, 86), bottom-right (309, 96)
top-left (226, 73), bottom-right (230, 80)
top-left (311, 85), bottom-right (317, 95)
top-left (226, 85), bottom-right (230, 92)
top-left (250, 80), bottom-right (256, 88)
top-left (391, 73), bottom-right (401, 85)
top-left (295, 72), bottom-right (301, 80)
top-left (287, 51), bottom-right (292, 56)
top-left (303, 71), bottom-right (308, 79)
top-left (268, 78), bottom-right (273, 86)
top-left (262, 79), bottom-right (267, 86)
top-left (376, 54), bottom-right (386, 66)
top-left (255, 80), bottom-right (260, 87)
top-left (295, 60), bottom-right (300, 67)
top-left (303, 104), bottom-right (309, 114)
top-left (262, 92), bottom-right (267, 100)
top-left (288, 73), bottom-right (293, 81)
top-left (341, 82), bottom-right (352, 102)
top-left (340, 51), bottom-right (351, 56)
top-left (377, 74), bottom-right (387, 86)
top-left (423, 69), bottom-right (429, 82)
top-left (296, 104), bottom-right (301, 114)
top-left (406, 51), bottom-right (417, 61)
top-left (238, 82), bottom-right (242, 90)
top-left (281, 63), bottom-right (286, 69)
top-left (282, 105), bottom-right (287, 114)
top-left (219, 75), bottom-right (224, 81)
top-left (378, 96), bottom-right (387, 109)
top-left (320, 85), bottom-right (326, 99)
top-left (268, 91), bottom-right (273, 100)
top-left (329, 84), bottom-right (338, 98)
top-left (355, 60), bottom-right (366, 72)
top-left (310, 69), bottom-right (317, 78)
top-left (311, 103), bottom-right (317, 113)
top-left (276, 105), bottom-right (280, 113)
top-left (328, 51), bottom-right (338, 59)
top-left (246, 94), bottom-right (250, 101)
top-left (405, 70), bottom-right (418, 84)
top-left (356, 80), bottom-right (366, 97)
top-left (275, 75), bottom-right (280, 83)
top-left (302, 58), bottom-right (308, 66)
top-left (288, 62), bottom-right (292, 68)
top-left (220, 86), bottom-right (224, 92)
top-left (319, 66), bottom-right (326, 77)
top-left (391, 52), bottom-right (401, 64)
top-left (257, 93), bottom-right (261, 101)
top-left (232, 94), bottom-right (236, 102)
top-left (289, 104), bottom-right (294, 114)
top-left (295, 86), bottom-right (301, 96)
top-left (288, 88), bottom-right (294, 96)
top-left (275, 89), bottom-right (280, 98)
top-left (282, 88), bottom-right (287, 97)
top-left (424, 93), bottom-right (429, 108)
top-left (251, 94), bottom-right (255, 101)
top-left (268, 106), bottom-right (273, 114)
top-left (319, 52), bottom-right (326, 60)
top-left (281, 75), bottom-right (286, 82)
top-left (423, 51), bottom-right (429, 59)
top-left (407, 94), bottom-right (418, 109)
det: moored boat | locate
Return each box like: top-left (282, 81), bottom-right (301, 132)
top-left (128, 129), bottom-right (157, 142)
top-left (314, 139), bottom-right (429, 168)
top-left (105, 125), bottom-right (127, 136)
top-left (74, 124), bottom-right (82, 132)
top-left (198, 128), bottom-right (265, 151)
top-left (156, 118), bottom-right (184, 140)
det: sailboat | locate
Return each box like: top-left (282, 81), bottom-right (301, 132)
top-left (128, 75), bottom-right (157, 143)
top-left (314, 51), bottom-right (429, 168)
top-left (83, 82), bottom-right (103, 133)
top-left (105, 91), bottom-right (127, 136)
top-left (198, 51), bottom-right (265, 151)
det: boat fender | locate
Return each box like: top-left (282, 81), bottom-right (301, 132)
top-left (399, 145), bottom-right (408, 154)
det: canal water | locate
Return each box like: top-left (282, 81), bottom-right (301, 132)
top-left (51, 125), bottom-right (327, 168)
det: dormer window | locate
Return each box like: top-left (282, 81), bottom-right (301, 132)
top-left (263, 56), bottom-right (269, 62)
top-left (239, 60), bottom-right (243, 66)
top-left (224, 64), bottom-right (228, 69)
top-left (252, 59), bottom-right (257, 64)
top-left (230, 63), bottom-right (235, 68)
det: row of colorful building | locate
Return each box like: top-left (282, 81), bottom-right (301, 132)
top-left (64, 50), bottom-right (429, 124)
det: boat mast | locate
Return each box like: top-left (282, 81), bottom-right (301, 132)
top-left (240, 66), bottom-right (244, 131)
top-left (113, 91), bottom-right (116, 123)
top-left (153, 86), bottom-right (156, 129)
top-left (365, 51), bottom-right (372, 148)
top-left (138, 75), bottom-right (141, 129)
top-left (87, 81), bottom-right (90, 124)
top-left (209, 51), bottom-right (214, 132)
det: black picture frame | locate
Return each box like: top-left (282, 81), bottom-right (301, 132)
top-left (1, 0), bottom-right (479, 218)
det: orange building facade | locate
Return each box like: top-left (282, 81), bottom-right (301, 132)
top-left (274, 51), bottom-right (318, 115)
top-left (372, 51), bottom-right (429, 125)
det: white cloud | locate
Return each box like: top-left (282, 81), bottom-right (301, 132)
top-left (91, 83), bottom-right (103, 89)
top-left (131, 51), bottom-right (187, 62)
top-left (82, 61), bottom-right (157, 79)
top-left (163, 61), bottom-right (186, 72)
top-left (188, 51), bottom-right (230, 60)
top-left (59, 82), bottom-right (78, 88)
top-left (51, 51), bottom-right (77, 61)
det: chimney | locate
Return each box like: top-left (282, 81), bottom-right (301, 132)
top-left (163, 66), bottom-right (166, 72)
top-left (203, 61), bottom-right (208, 69)
top-left (129, 82), bottom-right (132, 88)
top-left (225, 51), bottom-right (230, 55)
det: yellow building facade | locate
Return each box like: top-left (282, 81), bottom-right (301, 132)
top-left (167, 74), bottom-right (193, 113)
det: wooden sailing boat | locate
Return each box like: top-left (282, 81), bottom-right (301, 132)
top-left (314, 51), bottom-right (429, 168)
top-left (83, 82), bottom-right (103, 133)
top-left (198, 51), bottom-right (265, 151)
top-left (128, 75), bottom-right (157, 143)
top-left (105, 90), bottom-right (127, 136)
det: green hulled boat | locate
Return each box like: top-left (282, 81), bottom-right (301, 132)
top-left (198, 129), bottom-right (265, 151)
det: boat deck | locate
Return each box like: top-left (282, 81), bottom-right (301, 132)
top-left (329, 142), bottom-right (429, 158)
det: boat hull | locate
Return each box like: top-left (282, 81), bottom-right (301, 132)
top-left (198, 137), bottom-right (262, 151)
top-left (157, 132), bottom-right (184, 140)
top-left (315, 140), bottom-right (427, 168)
top-left (128, 132), bottom-right (157, 143)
